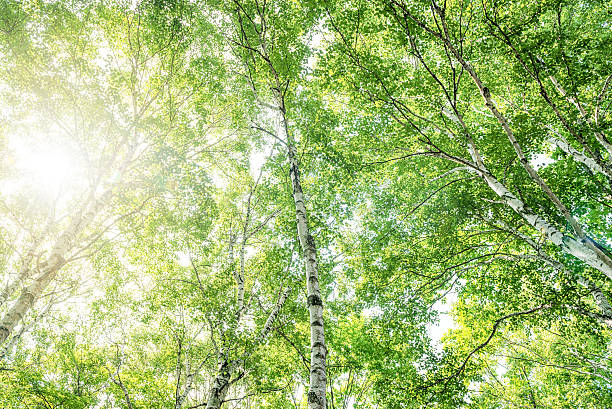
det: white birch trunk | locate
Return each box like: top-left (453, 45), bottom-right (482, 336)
top-left (231, 7), bottom-right (327, 405)
top-left (0, 249), bottom-right (34, 309)
top-left (277, 103), bottom-right (327, 409)
top-left (549, 75), bottom-right (612, 160)
top-left (202, 285), bottom-right (290, 408)
top-left (205, 359), bottom-right (242, 409)
top-left (548, 136), bottom-right (612, 180)
top-left (0, 254), bottom-right (63, 345)
top-left (0, 190), bottom-right (111, 345)
top-left (452, 45), bottom-right (586, 240)
top-left (254, 286), bottom-right (291, 346)
top-left (480, 171), bottom-right (612, 280)
top-left (176, 364), bottom-right (204, 409)
top-left (433, 25), bottom-right (612, 281)
top-left (575, 275), bottom-right (612, 328)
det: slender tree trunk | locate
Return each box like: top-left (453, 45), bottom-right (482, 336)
top-left (548, 136), bottom-right (612, 181)
top-left (228, 4), bottom-right (328, 405)
top-left (202, 285), bottom-right (291, 408)
top-left (480, 171), bottom-right (612, 280)
top-left (402, 3), bottom-right (612, 280)
top-left (176, 365), bottom-right (203, 409)
top-left (205, 359), bottom-right (241, 409)
top-left (254, 285), bottom-right (292, 346)
top-left (0, 189), bottom-right (111, 345)
top-left (442, 69), bottom-right (612, 280)
top-left (452, 97), bottom-right (612, 280)
top-left (276, 96), bottom-right (327, 409)
top-left (548, 75), bottom-right (612, 161)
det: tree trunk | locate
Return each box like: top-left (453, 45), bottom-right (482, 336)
top-left (480, 171), bottom-right (612, 280)
top-left (0, 250), bottom-right (34, 309)
top-left (548, 136), bottom-right (612, 181)
top-left (0, 255), bottom-right (63, 345)
top-left (411, 5), bottom-right (612, 281)
top-left (205, 359), bottom-right (241, 409)
top-left (277, 97), bottom-right (327, 409)
top-left (0, 189), bottom-right (111, 345)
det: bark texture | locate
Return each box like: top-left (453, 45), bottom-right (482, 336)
top-left (277, 97), bottom-right (327, 409)
top-left (548, 136), bottom-right (611, 180)
top-left (0, 249), bottom-right (34, 309)
top-left (230, 4), bottom-right (328, 405)
top-left (205, 359), bottom-right (241, 409)
top-left (202, 284), bottom-right (290, 408)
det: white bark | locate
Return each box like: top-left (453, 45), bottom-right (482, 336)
top-left (0, 260), bottom-right (60, 345)
top-left (450, 41), bottom-right (586, 240)
top-left (205, 359), bottom-right (242, 409)
top-left (0, 249), bottom-right (34, 309)
top-left (176, 360), bottom-right (207, 409)
top-left (202, 285), bottom-right (291, 409)
top-left (420, 7), bottom-right (612, 280)
top-left (230, 5), bottom-right (328, 405)
top-left (549, 75), bottom-right (612, 160)
top-left (429, 19), bottom-right (612, 281)
top-left (480, 171), bottom-right (612, 280)
top-left (548, 136), bottom-right (612, 179)
top-left (254, 285), bottom-right (292, 346)
top-left (277, 104), bottom-right (327, 409)
top-left (0, 190), bottom-right (111, 345)
top-left (452, 90), bottom-right (612, 281)
top-left (175, 375), bottom-right (193, 409)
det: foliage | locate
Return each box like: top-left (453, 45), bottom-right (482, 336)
top-left (0, 0), bottom-right (610, 408)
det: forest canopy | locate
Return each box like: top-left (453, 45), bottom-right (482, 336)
top-left (0, 0), bottom-right (610, 408)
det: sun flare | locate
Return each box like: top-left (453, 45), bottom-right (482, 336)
top-left (9, 134), bottom-right (84, 195)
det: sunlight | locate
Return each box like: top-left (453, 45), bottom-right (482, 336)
top-left (9, 133), bottom-right (84, 195)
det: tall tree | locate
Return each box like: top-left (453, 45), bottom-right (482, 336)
top-left (218, 1), bottom-right (330, 407)
top-left (0, 0), bottom-right (209, 345)
top-left (322, 0), bottom-right (612, 403)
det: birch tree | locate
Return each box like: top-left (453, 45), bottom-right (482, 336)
top-left (218, 1), bottom-right (330, 407)
top-left (1, 0), bottom-right (610, 407)
top-left (0, 0), bottom-right (208, 345)
top-left (328, 0), bottom-right (611, 282)
top-left (322, 0), bottom-right (612, 403)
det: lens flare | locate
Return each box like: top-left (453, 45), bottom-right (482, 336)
top-left (8, 134), bottom-right (84, 196)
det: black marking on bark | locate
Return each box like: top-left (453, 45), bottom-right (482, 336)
top-left (307, 295), bottom-right (323, 307)
top-left (311, 319), bottom-right (324, 328)
top-left (308, 391), bottom-right (323, 404)
top-left (312, 341), bottom-right (326, 350)
top-left (306, 234), bottom-right (316, 249)
top-left (290, 165), bottom-right (302, 184)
